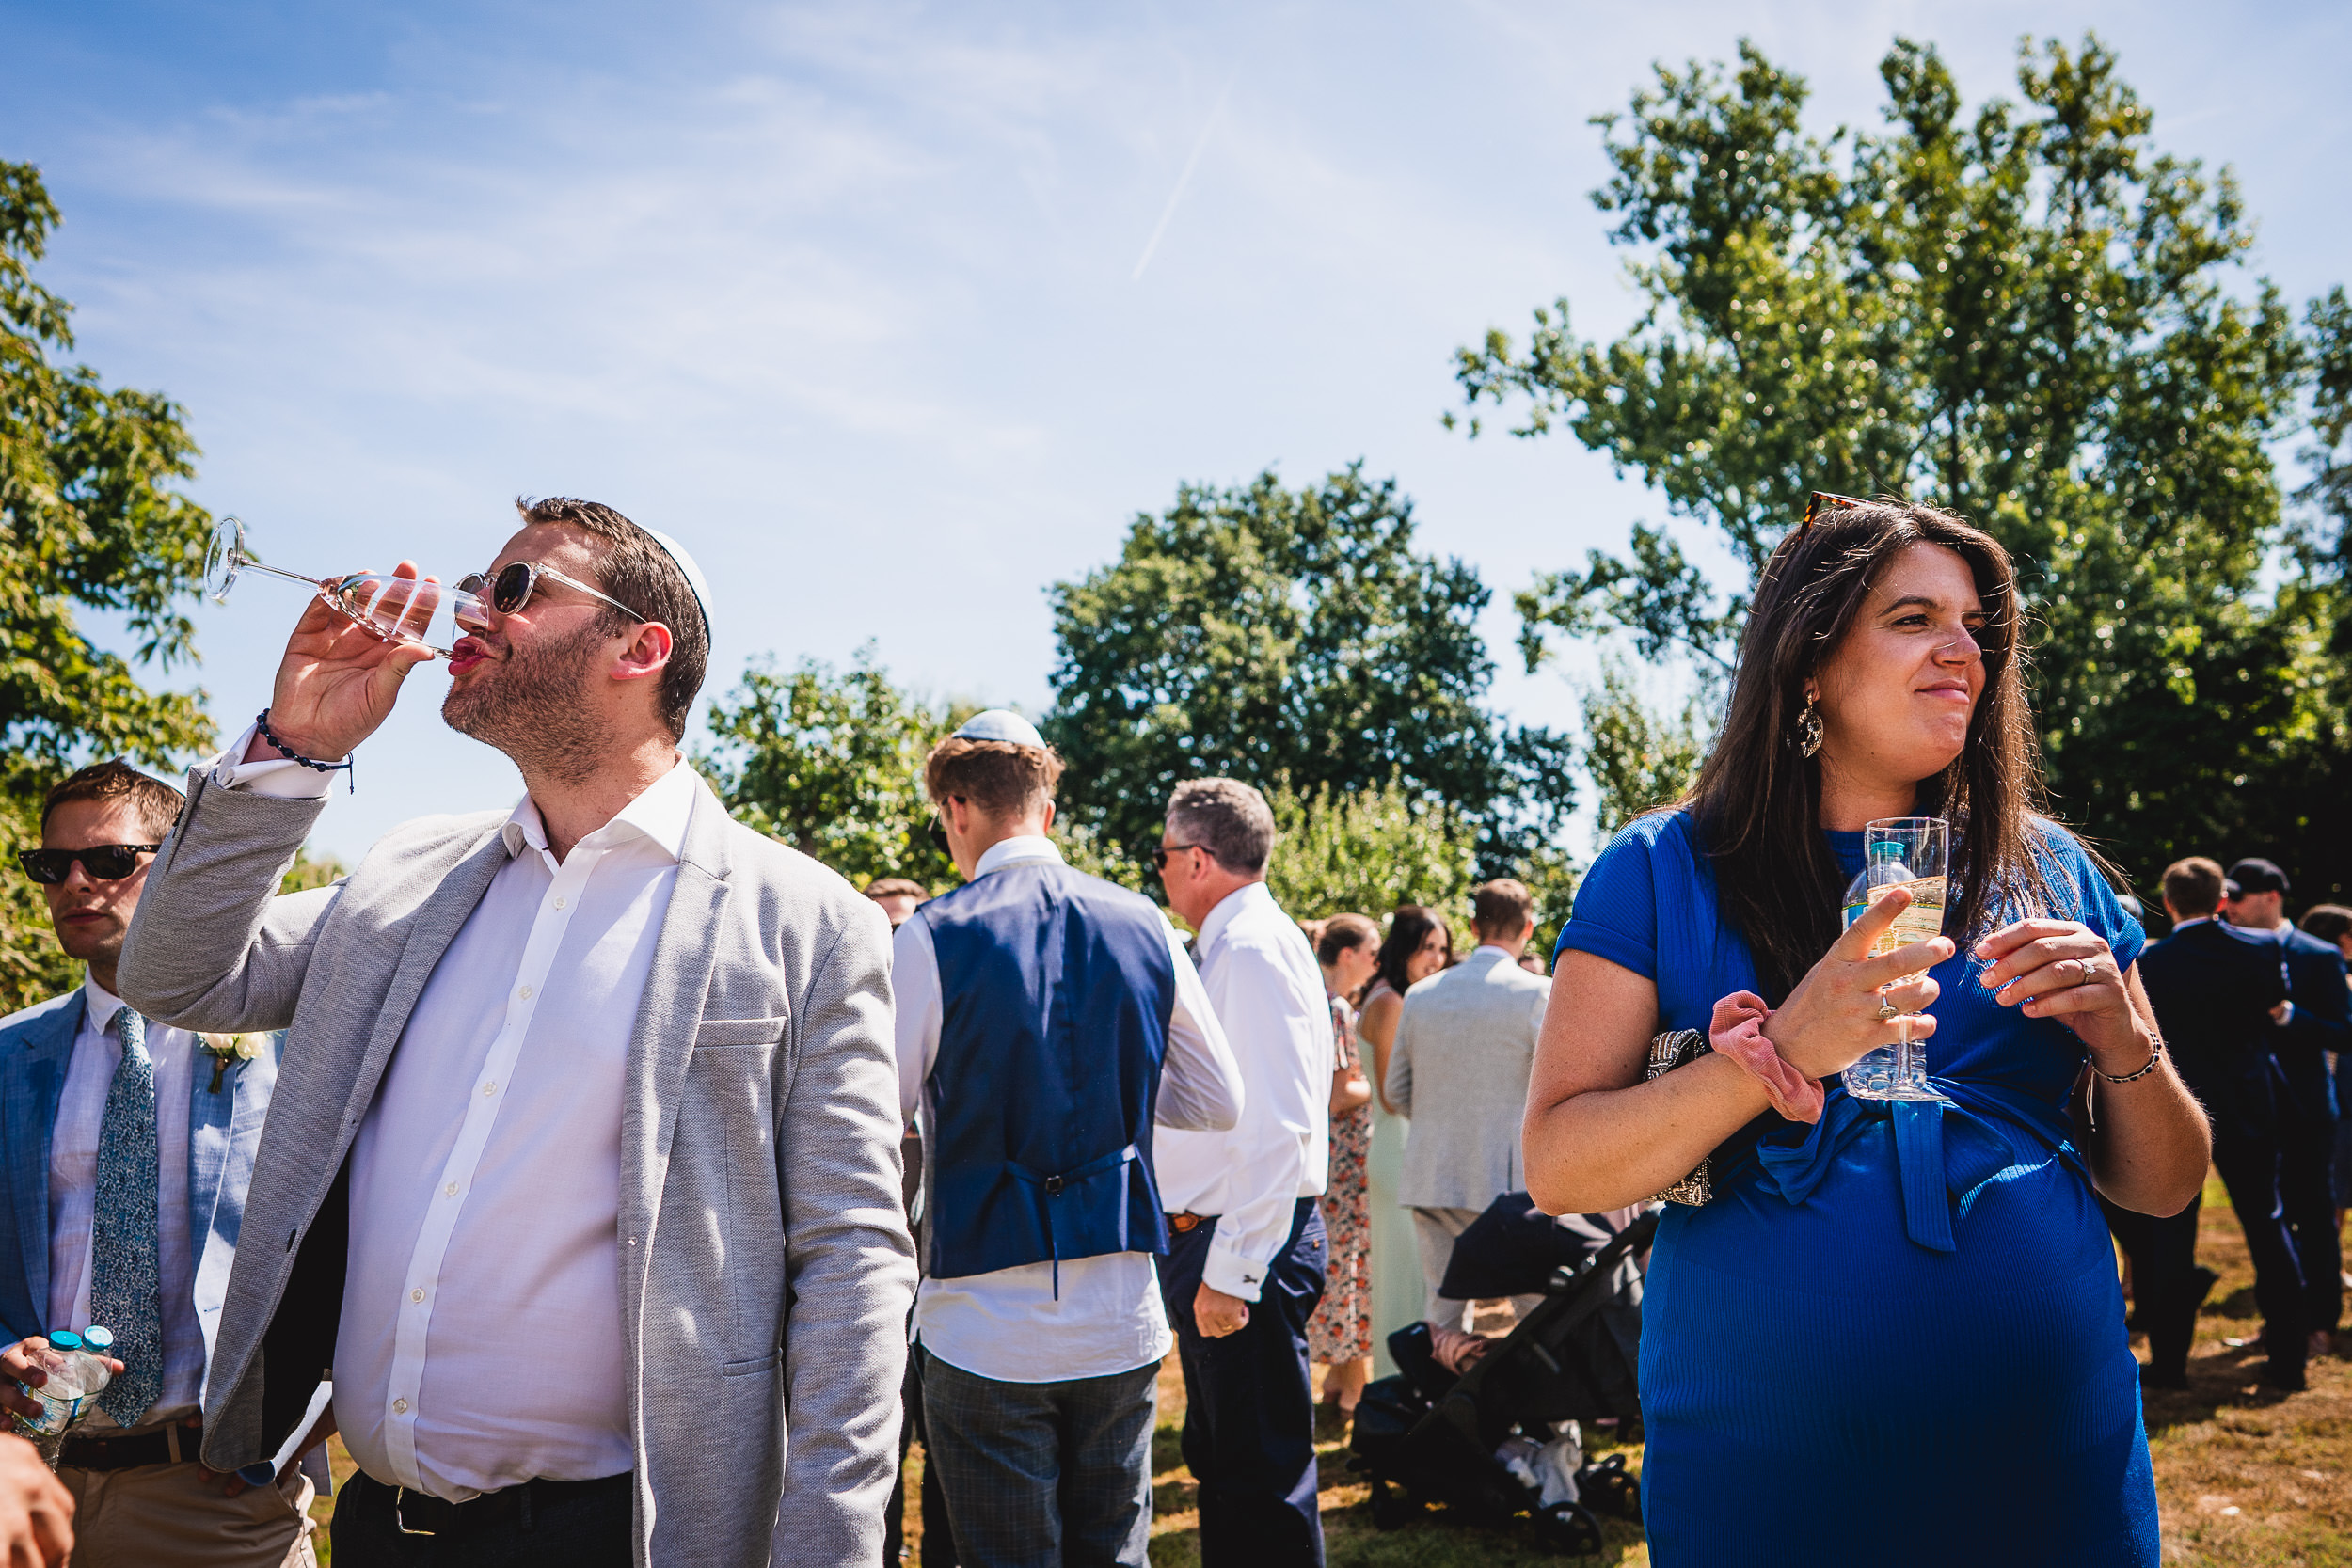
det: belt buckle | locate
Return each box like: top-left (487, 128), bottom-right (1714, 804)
top-left (394, 1486), bottom-right (437, 1537)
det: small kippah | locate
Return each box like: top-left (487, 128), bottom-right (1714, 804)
top-left (952, 709), bottom-right (1048, 749)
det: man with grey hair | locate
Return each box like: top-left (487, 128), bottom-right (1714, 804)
top-left (1152, 779), bottom-right (1332, 1566)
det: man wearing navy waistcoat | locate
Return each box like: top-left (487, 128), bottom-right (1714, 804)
top-left (894, 713), bottom-right (1243, 1568)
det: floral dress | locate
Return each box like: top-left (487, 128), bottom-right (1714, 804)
top-left (1308, 990), bottom-right (1373, 1364)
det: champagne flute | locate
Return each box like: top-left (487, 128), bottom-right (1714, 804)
top-left (1839, 816), bottom-right (1950, 1101)
top-left (203, 517), bottom-right (485, 658)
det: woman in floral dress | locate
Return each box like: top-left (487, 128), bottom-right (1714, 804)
top-left (1308, 914), bottom-right (1380, 1428)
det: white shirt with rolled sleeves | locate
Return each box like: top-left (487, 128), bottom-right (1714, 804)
top-left (1152, 881), bottom-right (1331, 1302)
top-left (204, 722), bottom-right (685, 1500)
top-left (892, 835), bottom-right (1245, 1382)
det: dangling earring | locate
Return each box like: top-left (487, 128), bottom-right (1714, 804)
top-left (1794, 692), bottom-right (1823, 758)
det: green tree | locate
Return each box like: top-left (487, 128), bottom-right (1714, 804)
top-left (1454, 37), bottom-right (2344, 895)
top-left (3, 162), bottom-right (215, 785)
top-left (697, 646), bottom-right (969, 891)
top-left (1045, 464), bottom-right (1578, 873)
top-left (1263, 777), bottom-right (1481, 929)
top-left (1581, 661), bottom-right (1706, 839)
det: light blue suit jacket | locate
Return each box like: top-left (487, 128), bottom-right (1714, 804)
top-left (0, 986), bottom-right (281, 1402)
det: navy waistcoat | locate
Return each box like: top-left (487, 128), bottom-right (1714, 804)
top-left (920, 857), bottom-right (1177, 1282)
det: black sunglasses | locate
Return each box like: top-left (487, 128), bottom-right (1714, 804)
top-left (19, 845), bottom-right (160, 884)
top-left (1150, 843), bottom-right (1209, 870)
top-left (454, 561), bottom-right (646, 624)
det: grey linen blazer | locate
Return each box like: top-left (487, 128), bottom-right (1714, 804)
top-left (1384, 948), bottom-right (1550, 1211)
top-left (115, 766), bottom-right (917, 1568)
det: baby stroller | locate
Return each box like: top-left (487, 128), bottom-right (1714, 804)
top-left (1348, 1200), bottom-right (1656, 1557)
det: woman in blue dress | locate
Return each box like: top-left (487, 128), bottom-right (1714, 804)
top-left (1524, 498), bottom-right (2211, 1565)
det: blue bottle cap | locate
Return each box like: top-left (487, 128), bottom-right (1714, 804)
top-left (46, 1331), bottom-right (82, 1351)
top-left (81, 1327), bottom-right (113, 1352)
top-left (1867, 839), bottom-right (1905, 861)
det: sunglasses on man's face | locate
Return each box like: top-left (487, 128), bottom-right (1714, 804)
top-left (19, 845), bottom-right (160, 884)
top-left (1150, 843), bottom-right (1207, 871)
top-left (453, 561), bottom-right (647, 626)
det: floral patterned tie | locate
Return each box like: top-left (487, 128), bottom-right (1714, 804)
top-left (91, 1006), bottom-right (161, 1425)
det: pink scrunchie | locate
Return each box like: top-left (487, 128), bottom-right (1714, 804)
top-left (1709, 991), bottom-right (1824, 1124)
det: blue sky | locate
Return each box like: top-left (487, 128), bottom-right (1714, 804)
top-left (5, 0), bottom-right (2346, 863)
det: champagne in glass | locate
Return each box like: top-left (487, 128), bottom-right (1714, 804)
top-left (203, 516), bottom-right (485, 657)
top-left (1839, 816), bottom-right (1949, 1101)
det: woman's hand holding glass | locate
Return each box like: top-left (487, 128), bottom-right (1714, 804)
top-left (1762, 887), bottom-right (1955, 1081)
top-left (1974, 920), bottom-right (2144, 1064)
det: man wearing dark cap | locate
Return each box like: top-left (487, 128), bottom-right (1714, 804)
top-left (2225, 858), bottom-right (2350, 1358)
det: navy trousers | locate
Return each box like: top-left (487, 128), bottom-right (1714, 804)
top-left (330, 1471), bottom-right (629, 1567)
top-left (1160, 1197), bottom-right (1327, 1568)
top-left (2100, 1190), bottom-right (2206, 1381)
top-left (2211, 1134), bottom-right (2309, 1381)
top-left (2280, 1109), bottom-right (2343, 1334)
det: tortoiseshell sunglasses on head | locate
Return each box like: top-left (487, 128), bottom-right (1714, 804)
top-left (1801, 491), bottom-right (1868, 532)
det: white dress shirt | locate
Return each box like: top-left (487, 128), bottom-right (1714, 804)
top-left (1152, 881), bottom-right (1331, 1301)
top-left (46, 975), bottom-right (205, 1425)
top-left (892, 835), bottom-right (1245, 1382)
top-left (211, 725), bottom-right (695, 1499)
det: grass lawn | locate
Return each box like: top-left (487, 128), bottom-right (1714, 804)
top-left (304, 1175), bottom-right (2349, 1564)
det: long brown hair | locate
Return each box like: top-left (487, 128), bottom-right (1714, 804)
top-left (1375, 905), bottom-right (1451, 998)
top-left (1684, 499), bottom-right (2056, 1000)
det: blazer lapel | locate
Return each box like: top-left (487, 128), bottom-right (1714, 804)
top-left (3, 1000), bottom-right (84, 1332)
top-left (344, 828), bottom-right (514, 1124)
top-left (618, 787), bottom-right (732, 1312)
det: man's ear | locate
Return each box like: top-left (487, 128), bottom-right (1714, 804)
top-left (610, 621), bottom-right (675, 683)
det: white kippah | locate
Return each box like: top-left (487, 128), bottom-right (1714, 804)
top-left (953, 708), bottom-right (1048, 750)
top-left (639, 525), bottom-right (712, 640)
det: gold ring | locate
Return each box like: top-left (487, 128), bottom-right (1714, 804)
top-left (1875, 999), bottom-right (1899, 1022)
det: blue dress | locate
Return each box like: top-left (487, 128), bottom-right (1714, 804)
top-left (1558, 813), bottom-right (2159, 1566)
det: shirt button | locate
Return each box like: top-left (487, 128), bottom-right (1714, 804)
top-left (444, 1182), bottom-right (458, 1196)
top-left (552, 895), bottom-right (566, 910)
top-left (517, 985), bottom-right (534, 1001)
top-left (482, 1082), bottom-right (497, 1097)
top-left (392, 1399), bottom-right (408, 1414)
top-left (410, 1287), bottom-right (425, 1303)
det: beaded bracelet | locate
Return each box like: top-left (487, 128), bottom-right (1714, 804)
top-left (255, 710), bottom-right (356, 794)
top-left (2090, 1037), bottom-right (2164, 1084)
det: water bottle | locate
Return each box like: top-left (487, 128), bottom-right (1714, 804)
top-left (13, 1328), bottom-right (111, 1436)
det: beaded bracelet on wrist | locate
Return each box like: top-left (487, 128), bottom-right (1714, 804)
top-left (255, 710), bottom-right (357, 794)
top-left (2089, 1036), bottom-right (2163, 1084)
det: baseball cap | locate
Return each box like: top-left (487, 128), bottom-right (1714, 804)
top-left (2225, 858), bottom-right (2289, 897)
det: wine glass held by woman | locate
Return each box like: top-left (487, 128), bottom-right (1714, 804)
top-left (1521, 499), bottom-right (2207, 1568)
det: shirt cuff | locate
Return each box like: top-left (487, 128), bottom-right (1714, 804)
top-left (1200, 1237), bottom-right (1270, 1302)
top-left (208, 723), bottom-right (338, 800)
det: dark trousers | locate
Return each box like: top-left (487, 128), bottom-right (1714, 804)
top-left (920, 1348), bottom-right (1158, 1568)
top-left (885, 1347), bottom-right (958, 1566)
top-left (2101, 1190), bottom-right (2206, 1379)
top-left (331, 1471), bottom-right (630, 1567)
top-left (2280, 1111), bottom-right (2344, 1334)
top-left (1160, 1198), bottom-right (1327, 1568)
top-left (2211, 1135), bottom-right (2309, 1377)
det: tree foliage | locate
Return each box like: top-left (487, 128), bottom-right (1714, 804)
top-left (697, 647), bottom-right (970, 892)
top-left (1045, 464), bottom-right (1577, 872)
top-left (1263, 777), bottom-right (1481, 930)
top-left (1581, 662), bottom-right (1706, 839)
top-left (2, 161), bottom-right (215, 786)
top-left (1455, 37), bottom-right (2346, 896)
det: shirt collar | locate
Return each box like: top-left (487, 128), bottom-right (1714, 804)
top-left (2171, 915), bottom-right (2214, 931)
top-left (82, 973), bottom-right (126, 1033)
top-left (1195, 880), bottom-right (1275, 954)
top-left (502, 757), bottom-right (700, 864)
top-left (1473, 943), bottom-right (1515, 960)
top-left (975, 834), bottom-right (1062, 878)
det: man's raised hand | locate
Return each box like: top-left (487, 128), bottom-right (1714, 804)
top-left (244, 562), bottom-right (438, 764)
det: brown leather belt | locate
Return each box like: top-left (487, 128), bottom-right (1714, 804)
top-left (1168, 1211), bottom-right (1212, 1234)
top-left (59, 1420), bottom-right (200, 1473)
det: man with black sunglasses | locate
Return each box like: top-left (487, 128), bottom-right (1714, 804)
top-left (117, 497), bottom-right (915, 1567)
top-left (0, 759), bottom-right (322, 1565)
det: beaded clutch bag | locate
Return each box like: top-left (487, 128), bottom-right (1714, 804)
top-left (1645, 1027), bottom-right (1714, 1205)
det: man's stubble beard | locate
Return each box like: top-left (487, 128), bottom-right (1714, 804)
top-left (442, 619), bottom-right (615, 785)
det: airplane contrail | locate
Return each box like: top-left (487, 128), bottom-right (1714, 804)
top-left (1131, 70), bottom-right (1239, 283)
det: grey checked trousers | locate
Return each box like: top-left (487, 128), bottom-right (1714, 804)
top-left (918, 1346), bottom-right (1158, 1568)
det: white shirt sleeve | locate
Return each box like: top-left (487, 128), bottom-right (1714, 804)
top-left (208, 721), bottom-right (339, 800)
top-left (1153, 927), bottom-right (1244, 1132)
top-left (890, 914), bottom-right (941, 1128)
top-left (1199, 939), bottom-right (1323, 1301)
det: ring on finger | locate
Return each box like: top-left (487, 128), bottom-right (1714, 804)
top-left (1875, 998), bottom-right (1899, 1022)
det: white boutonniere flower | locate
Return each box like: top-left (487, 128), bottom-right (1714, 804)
top-left (198, 1033), bottom-right (266, 1094)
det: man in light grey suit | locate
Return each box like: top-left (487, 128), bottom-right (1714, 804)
top-left (118, 499), bottom-right (915, 1568)
top-left (1385, 879), bottom-right (1549, 1333)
